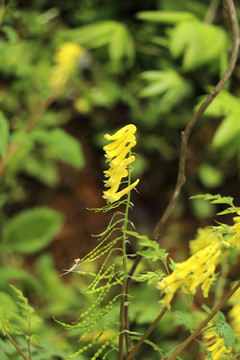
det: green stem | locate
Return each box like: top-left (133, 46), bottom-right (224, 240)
top-left (119, 165), bottom-right (132, 360)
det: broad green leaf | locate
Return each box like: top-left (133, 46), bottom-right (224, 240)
top-left (0, 111), bottom-right (9, 156)
top-left (0, 266), bottom-right (42, 292)
top-left (58, 21), bottom-right (134, 67)
top-left (137, 11), bottom-right (196, 24)
top-left (22, 155), bottom-right (59, 186)
top-left (2, 207), bottom-right (64, 253)
top-left (31, 128), bottom-right (85, 169)
top-left (109, 23), bottom-right (134, 67)
top-left (169, 21), bottom-right (228, 72)
top-left (199, 91), bottom-right (240, 148)
top-left (139, 69), bottom-right (192, 111)
top-left (58, 21), bottom-right (116, 48)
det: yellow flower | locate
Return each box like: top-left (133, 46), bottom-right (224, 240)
top-left (157, 243), bottom-right (221, 308)
top-left (228, 285), bottom-right (240, 336)
top-left (189, 227), bottom-right (221, 255)
top-left (203, 326), bottom-right (231, 360)
top-left (103, 124), bottom-right (139, 203)
top-left (228, 211), bottom-right (240, 250)
top-left (49, 42), bottom-right (84, 89)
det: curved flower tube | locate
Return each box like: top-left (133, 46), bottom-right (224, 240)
top-left (103, 124), bottom-right (139, 203)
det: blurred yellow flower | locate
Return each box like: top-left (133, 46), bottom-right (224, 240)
top-left (74, 97), bottom-right (90, 114)
top-left (203, 326), bottom-right (231, 360)
top-left (103, 124), bottom-right (139, 203)
top-left (157, 243), bottom-right (221, 308)
top-left (189, 227), bottom-right (221, 255)
top-left (229, 211), bottom-right (240, 250)
top-left (228, 285), bottom-right (240, 336)
top-left (49, 42), bottom-right (84, 89)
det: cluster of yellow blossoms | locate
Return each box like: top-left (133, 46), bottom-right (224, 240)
top-left (228, 285), bottom-right (240, 336)
top-left (158, 242), bottom-right (221, 308)
top-left (189, 227), bottom-right (221, 254)
top-left (229, 211), bottom-right (240, 250)
top-left (49, 42), bottom-right (84, 90)
top-left (103, 124), bottom-right (139, 203)
top-left (203, 326), bottom-right (231, 360)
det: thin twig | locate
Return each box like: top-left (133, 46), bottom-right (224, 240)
top-left (5, 332), bottom-right (29, 360)
top-left (126, 306), bottom-right (168, 360)
top-left (166, 281), bottom-right (240, 360)
top-left (0, 0), bottom-right (5, 26)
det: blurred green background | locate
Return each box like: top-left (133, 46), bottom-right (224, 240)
top-left (0, 0), bottom-right (240, 358)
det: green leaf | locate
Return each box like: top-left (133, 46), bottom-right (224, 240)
top-left (58, 21), bottom-right (134, 67)
top-left (139, 70), bottom-right (192, 112)
top-left (190, 193), bottom-right (237, 213)
top-left (109, 23), bottom-right (134, 68)
top-left (0, 306), bottom-right (15, 335)
top-left (22, 155), bottom-right (59, 186)
top-left (169, 21), bottom-right (228, 72)
top-left (198, 164), bottom-right (223, 189)
top-left (2, 207), bottom-right (64, 253)
top-left (31, 128), bottom-right (85, 169)
top-left (200, 91), bottom-right (240, 149)
top-left (136, 11), bottom-right (196, 24)
top-left (59, 21), bottom-right (115, 48)
top-left (137, 249), bottom-right (160, 262)
top-left (0, 111), bottom-right (9, 156)
top-left (174, 311), bottom-right (191, 331)
top-left (126, 231), bottom-right (169, 262)
top-left (201, 303), bottom-right (212, 315)
top-left (216, 312), bottom-right (235, 349)
top-left (1, 26), bottom-right (18, 43)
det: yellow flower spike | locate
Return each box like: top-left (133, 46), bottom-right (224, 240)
top-left (228, 211), bottom-right (240, 249)
top-left (104, 134), bottom-right (136, 160)
top-left (49, 42), bottom-right (84, 90)
top-left (102, 124), bottom-right (139, 204)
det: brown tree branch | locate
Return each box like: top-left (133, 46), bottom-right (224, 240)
top-left (126, 307), bottom-right (168, 360)
top-left (0, 0), bottom-right (5, 26)
top-left (166, 281), bottom-right (240, 360)
top-left (5, 332), bottom-right (29, 360)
